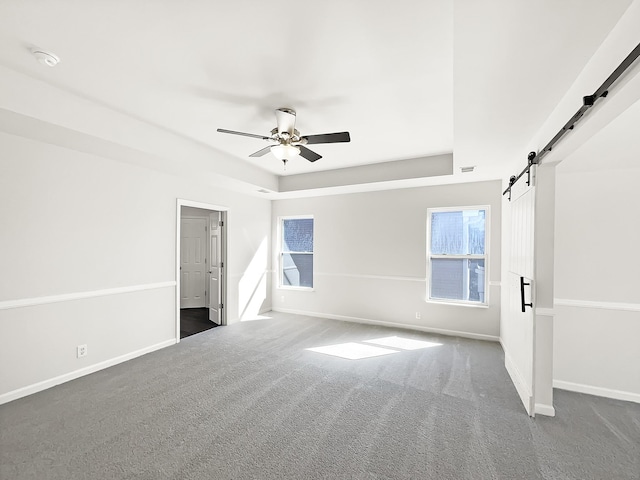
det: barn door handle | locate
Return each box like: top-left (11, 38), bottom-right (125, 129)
top-left (520, 276), bottom-right (533, 312)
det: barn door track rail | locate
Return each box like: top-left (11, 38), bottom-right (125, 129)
top-left (503, 41), bottom-right (640, 200)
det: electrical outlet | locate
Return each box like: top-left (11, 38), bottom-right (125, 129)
top-left (415, 312), bottom-right (421, 320)
top-left (77, 344), bottom-right (87, 358)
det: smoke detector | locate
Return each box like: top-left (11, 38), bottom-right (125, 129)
top-left (32, 49), bottom-right (60, 67)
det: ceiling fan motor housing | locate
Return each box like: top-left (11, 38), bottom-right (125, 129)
top-left (270, 128), bottom-right (304, 146)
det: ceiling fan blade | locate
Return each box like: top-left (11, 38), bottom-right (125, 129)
top-left (217, 128), bottom-right (269, 140)
top-left (299, 146), bottom-right (322, 162)
top-left (275, 108), bottom-right (296, 135)
top-left (249, 146), bottom-right (272, 157)
top-left (302, 131), bottom-right (351, 145)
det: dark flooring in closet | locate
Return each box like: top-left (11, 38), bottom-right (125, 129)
top-left (180, 308), bottom-right (217, 339)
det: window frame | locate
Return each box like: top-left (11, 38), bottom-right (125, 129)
top-left (426, 206), bottom-right (490, 307)
top-left (278, 215), bottom-right (314, 291)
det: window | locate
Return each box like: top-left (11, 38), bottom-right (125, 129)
top-left (280, 216), bottom-right (314, 288)
top-left (427, 207), bottom-right (488, 304)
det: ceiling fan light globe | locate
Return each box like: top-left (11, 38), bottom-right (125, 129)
top-left (271, 144), bottom-right (300, 162)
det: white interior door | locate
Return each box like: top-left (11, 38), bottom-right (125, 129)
top-left (503, 178), bottom-right (536, 415)
top-left (208, 212), bottom-right (222, 325)
top-left (180, 217), bottom-right (207, 309)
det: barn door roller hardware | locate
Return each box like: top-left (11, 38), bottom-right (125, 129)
top-left (503, 41), bottom-right (640, 200)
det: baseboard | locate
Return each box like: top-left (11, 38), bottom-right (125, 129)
top-left (534, 403), bottom-right (556, 417)
top-left (554, 380), bottom-right (640, 404)
top-left (271, 308), bottom-right (499, 342)
top-left (501, 341), bottom-right (534, 416)
top-left (0, 339), bottom-right (176, 405)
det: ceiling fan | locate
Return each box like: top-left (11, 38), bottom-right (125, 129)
top-left (217, 108), bottom-right (350, 167)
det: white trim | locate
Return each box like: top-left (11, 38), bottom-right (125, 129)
top-left (312, 272), bottom-right (503, 285)
top-left (272, 307), bottom-right (499, 342)
top-left (0, 281), bottom-right (176, 311)
top-left (425, 298), bottom-right (489, 309)
top-left (315, 272), bottom-right (426, 283)
top-left (501, 339), bottom-right (534, 416)
top-left (178, 199), bottom-right (229, 212)
top-left (555, 298), bottom-right (640, 313)
top-left (554, 380), bottom-right (640, 404)
top-left (430, 254), bottom-right (485, 260)
top-left (534, 403), bottom-right (556, 417)
top-left (535, 307), bottom-right (556, 317)
top-left (278, 214), bottom-right (314, 220)
top-left (0, 339), bottom-right (176, 405)
top-left (277, 286), bottom-right (315, 292)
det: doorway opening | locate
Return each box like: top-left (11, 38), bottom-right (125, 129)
top-left (180, 308), bottom-right (213, 339)
top-left (176, 199), bottom-right (228, 342)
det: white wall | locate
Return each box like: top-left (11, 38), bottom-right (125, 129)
top-left (551, 63), bottom-right (640, 403)
top-left (0, 131), bottom-right (271, 403)
top-left (554, 166), bottom-right (640, 402)
top-left (181, 206), bottom-right (216, 217)
top-left (272, 181), bottom-right (502, 339)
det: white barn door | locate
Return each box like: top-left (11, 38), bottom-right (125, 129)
top-left (503, 177), bottom-right (536, 415)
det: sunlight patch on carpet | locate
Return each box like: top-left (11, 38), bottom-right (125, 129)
top-left (306, 342), bottom-right (398, 360)
top-left (363, 336), bottom-right (442, 350)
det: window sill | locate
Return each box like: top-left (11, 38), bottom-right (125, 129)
top-left (277, 286), bottom-right (315, 292)
top-left (425, 299), bottom-right (489, 308)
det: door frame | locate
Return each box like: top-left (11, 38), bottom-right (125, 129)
top-left (176, 199), bottom-right (228, 343)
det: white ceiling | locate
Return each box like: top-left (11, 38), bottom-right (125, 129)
top-left (0, 0), bottom-right (633, 184)
top-left (559, 95), bottom-right (640, 173)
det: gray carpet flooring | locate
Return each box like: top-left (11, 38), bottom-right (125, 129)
top-left (1, 312), bottom-right (638, 479)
